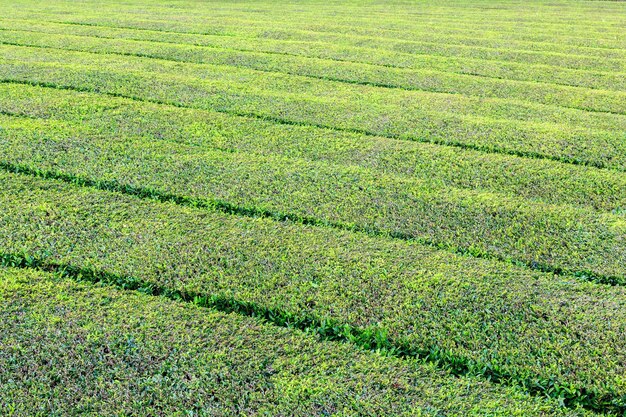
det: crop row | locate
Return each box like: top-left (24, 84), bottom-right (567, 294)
top-left (1, 25), bottom-right (625, 116)
top-left (2, 110), bottom-right (625, 281)
top-left (0, 266), bottom-right (592, 416)
top-left (3, 82), bottom-right (625, 212)
top-left (14, 12), bottom-right (626, 52)
top-left (1, 21), bottom-right (624, 74)
top-left (2, 22), bottom-right (625, 94)
top-left (6, 1), bottom-right (625, 49)
top-left (0, 171), bottom-right (625, 411)
top-left (2, 48), bottom-right (626, 172)
top-left (15, 0), bottom-right (622, 27)
top-left (5, 16), bottom-right (626, 63)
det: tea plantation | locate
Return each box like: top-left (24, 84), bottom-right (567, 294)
top-left (0, 0), bottom-right (624, 415)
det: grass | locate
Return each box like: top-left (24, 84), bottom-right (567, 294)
top-left (0, 0), bottom-right (625, 415)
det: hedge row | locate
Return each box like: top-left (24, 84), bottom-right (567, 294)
top-left (1, 171), bottom-right (625, 411)
top-left (4, 42), bottom-right (624, 134)
top-left (6, 14), bottom-right (625, 62)
top-left (1, 113), bottom-right (625, 281)
top-left (2, 267), bottom-right (590, 416)
top-left (7, 0), bottom-right (626, 50)
top-left (2, 48), bottom-right (626, 171)
top-left (2, 83), bottom-right (625, 212)
top-left (1, 25), bottom-right (625, 115)
top-left (2, 23), bottom-right (625, 96)
top-left (2, 20), bottom-right (625, 74)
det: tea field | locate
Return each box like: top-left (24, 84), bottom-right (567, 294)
top-left (0, 0), bottom-right (625, 415)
